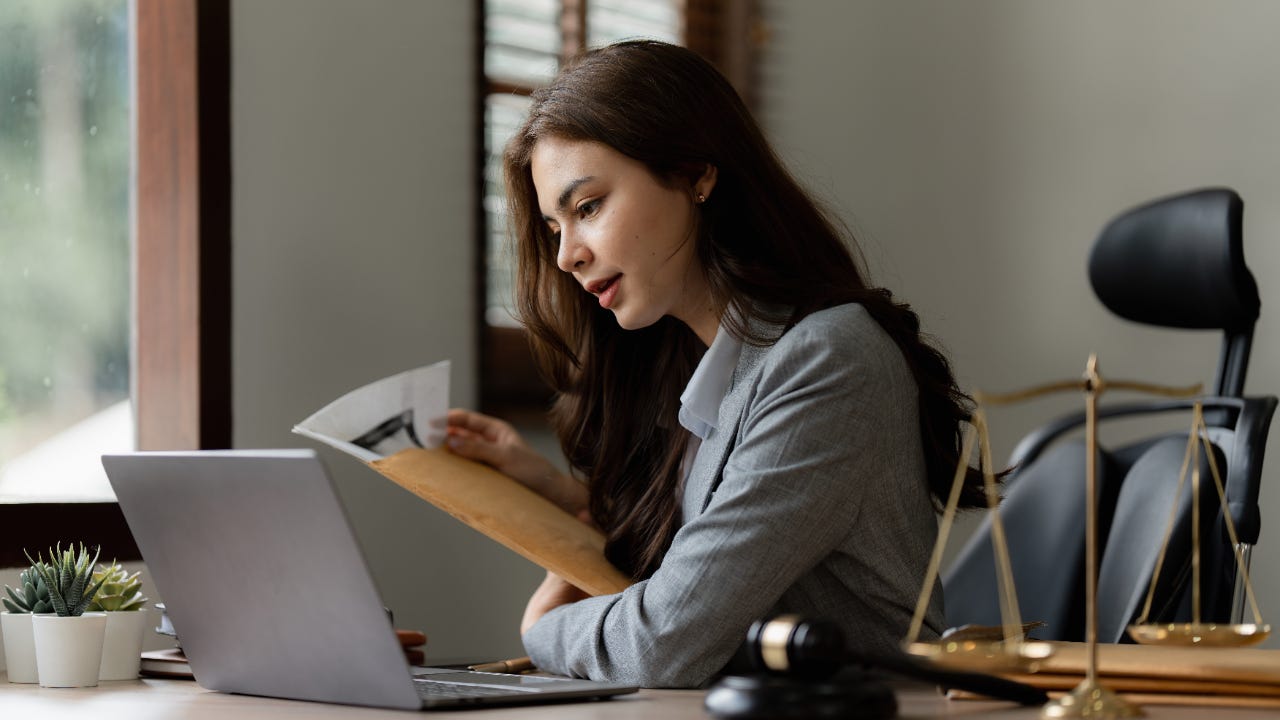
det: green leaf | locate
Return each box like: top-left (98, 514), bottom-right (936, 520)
top-left (67, 567), bottom-right (90, 610)
top-left (2, 597), bottom-right (22, 613)
top-left (74, 573), bottom-right (111, 616)
top-left (30, 560), bottom-right (69, 616)
top-left (88, 561), bottom-right (146, 612)
top-left (61, 544), bottom-right (100, 616)
top-left (57, 548), bottom-right (74, 594)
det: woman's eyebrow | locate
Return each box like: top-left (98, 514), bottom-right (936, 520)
top-left (542, 176), bottom-right (595, 223)
top-left (555, 176), bottom-right (595, 213)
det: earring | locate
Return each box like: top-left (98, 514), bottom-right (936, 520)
top-left (696, 193), bottom-right (706, 204)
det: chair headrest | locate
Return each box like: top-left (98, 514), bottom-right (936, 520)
top-left (1088, 188), bottom-right (1259, 332)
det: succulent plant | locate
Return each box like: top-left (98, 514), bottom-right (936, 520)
top-left (88, 561), bottom-right (147, 612)
top-left (25, 542), bottom-right (110, 617)
top-left (2, 563), bottom-right (54, 614)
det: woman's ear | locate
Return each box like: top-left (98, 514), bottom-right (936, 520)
top-left (694, 163), bottom-right (718, 202)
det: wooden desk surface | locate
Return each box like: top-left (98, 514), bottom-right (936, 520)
top-left (2, 673), bottom-right (1278, 719)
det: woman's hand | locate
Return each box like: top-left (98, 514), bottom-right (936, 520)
top-left (446, 408), bottom-right (589, 516)
top-left (521, 571), bottom-right (590, 635)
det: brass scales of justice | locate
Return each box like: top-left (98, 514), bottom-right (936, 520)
top-left (901, 355), bottom-right (1270, 718)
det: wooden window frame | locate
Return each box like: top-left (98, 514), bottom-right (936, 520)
top-left (477, 0), bottom-right (753, 415)
top-left (0, 0), bottom-right (231, 567)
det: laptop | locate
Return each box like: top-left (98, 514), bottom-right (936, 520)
top-left (101, 449), bottom-right (637, 710)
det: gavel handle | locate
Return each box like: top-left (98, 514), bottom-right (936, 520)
top-left (847, 649), bottom-right (1049, 706)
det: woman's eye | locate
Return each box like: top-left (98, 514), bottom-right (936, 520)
top-left (578, 198), bottom-right (602, 218)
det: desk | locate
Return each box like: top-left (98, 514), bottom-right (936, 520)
top-left (3, 674), bottom-right (1279, 719)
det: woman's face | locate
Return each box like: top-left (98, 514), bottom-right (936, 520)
top-left (530, 136), bottom-right (718, 344)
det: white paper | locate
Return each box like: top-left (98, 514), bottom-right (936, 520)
top-left (292, 361), bottom-right (450, 462)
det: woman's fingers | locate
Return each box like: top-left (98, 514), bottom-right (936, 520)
top-left (445, 429), bottom-right (505, 467)
top-left (447, 408), bottom-right (512, 441)
top-left (446, 412), bottom-right (531, 476)
top-left (446, 409), bottom-right (585, 515)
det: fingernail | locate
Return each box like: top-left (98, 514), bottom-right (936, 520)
top-left (447, 437), bottom-right (462, 450)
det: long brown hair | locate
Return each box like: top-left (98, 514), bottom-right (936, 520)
top-left (504, 41), bottom-right (986, 581)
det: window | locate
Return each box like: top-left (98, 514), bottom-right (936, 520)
top-left (0, 0), bottom-right (230, 566)
top-left (0, 0), bottom-right (131, 502)
top-left (479, 0), bottom-right (755, 412)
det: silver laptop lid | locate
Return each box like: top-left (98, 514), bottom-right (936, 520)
top-left (103, 449), bottom-right (423, 710)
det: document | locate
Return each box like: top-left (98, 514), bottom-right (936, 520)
top-left (293, 363), bottom-right (632, 597)
top-left (293, 361), bottom-right (451, 462)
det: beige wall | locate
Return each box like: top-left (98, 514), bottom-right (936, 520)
top-left (758, 0), bottom-right (1280, 646)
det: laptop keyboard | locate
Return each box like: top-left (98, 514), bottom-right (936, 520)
top-left (412, 670), bottom-right (571, 703)
top-left (414, 680), bottom-right (533, 701)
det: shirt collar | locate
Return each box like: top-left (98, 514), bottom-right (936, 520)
top-left (678, 323), bottom-right (743, 440)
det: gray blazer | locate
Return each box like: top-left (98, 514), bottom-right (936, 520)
top-left (522, 303), bottom-right (945, 687)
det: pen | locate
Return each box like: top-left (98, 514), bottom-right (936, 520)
top-left (469, 656), bottom-right (536, 674)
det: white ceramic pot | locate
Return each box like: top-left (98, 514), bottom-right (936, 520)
top-left (32, 612), bottom-right (107, 688)
top-left (1, 611), bottom-right (39, 683)
top-left (99, 609), bottom-right (149, 680)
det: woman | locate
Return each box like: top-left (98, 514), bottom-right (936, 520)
top-left (447, 40), bottom-right (987, 688)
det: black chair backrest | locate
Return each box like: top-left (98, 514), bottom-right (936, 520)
top-left (1089, 187), bottom-right (1259, 396)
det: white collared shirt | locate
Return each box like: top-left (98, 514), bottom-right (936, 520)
top-left (678, 323), bottom-right (743, 481)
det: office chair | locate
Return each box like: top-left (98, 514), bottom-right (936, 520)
top-left (943, 187), bottom-right (1272, 642)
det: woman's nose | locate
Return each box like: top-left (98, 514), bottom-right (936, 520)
top-left (556, 232), bottom-right (591, 273)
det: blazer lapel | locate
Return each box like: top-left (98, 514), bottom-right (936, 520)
top-left (681, 341), bottom-right (768, 520)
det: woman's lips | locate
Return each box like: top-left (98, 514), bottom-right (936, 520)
top-left (589, 275), bottom-right (621, 309)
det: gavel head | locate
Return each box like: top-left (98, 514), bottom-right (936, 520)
top-left (706, 615), bottom-right (897, 720)
top-left (745, 615), bottom-right (847, 680)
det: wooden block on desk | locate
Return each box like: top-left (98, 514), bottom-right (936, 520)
top-left (1032, 642), bottom-right (1280, 685)
top-left (1005, 672), bottom-right (1280, 697)
top-left (951, 642), bottom-right (1280, 708)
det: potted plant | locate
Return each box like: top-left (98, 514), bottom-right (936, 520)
top-left (2, 562), bottom-right (53, 683)
top-left (27, 542), bottom-right (110, 688)
top-left (89, 561), bottom-right (150, 680)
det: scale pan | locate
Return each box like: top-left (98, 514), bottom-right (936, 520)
top-left (903, 639), bottom-right (1054, 673)
top-left (1126, 622), bottom-right (1271, 647)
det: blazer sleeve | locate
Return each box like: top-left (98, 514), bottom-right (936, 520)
top-left (522, 310), bottom-right (922, 687)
